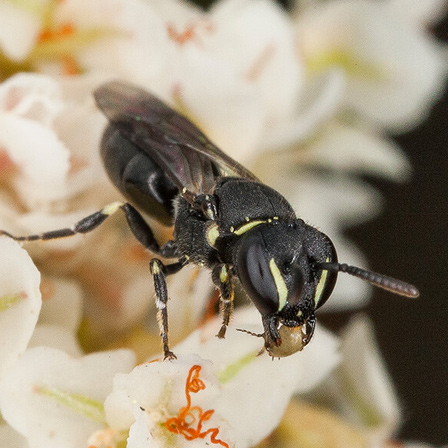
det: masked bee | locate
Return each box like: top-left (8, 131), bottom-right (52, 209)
top-left (1, 81), bottom-right (419, 359)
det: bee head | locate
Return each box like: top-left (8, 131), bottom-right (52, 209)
top-left (234, 220), bottom-right (419, 357)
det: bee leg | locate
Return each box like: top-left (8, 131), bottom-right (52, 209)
top-left (0, 201), bottom-right (177, 258)
top-left (120, 203), bottom-right (178, 258)
top-left (212, 264), bottom-right (234, 339)
top-left (149, 256), bottom-right (189, 360)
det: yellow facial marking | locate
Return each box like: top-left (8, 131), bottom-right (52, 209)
top-left (269, 259), bottom-right (288, 311)
top-left (315, 257), bottom-right (330, 306)
top-left (206, 223), bottom-right (220, 247)
top-left (102, 201), bottom-right (123, 216)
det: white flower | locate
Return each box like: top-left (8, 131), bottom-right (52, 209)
top-left (17, 0), bottom-right (302, 164)
top-left (0, 72), bottom-right (109, 245)
top-left (103, 308), bottom-right (340, 448)
top-left (295, 0), bottom-right (447, 131)
top-left (0, 236), bottom-right (41, 378)
top-left (0, 0), bottom-right (50, 62)
top-left (0, 347), bottom-right (136, 448)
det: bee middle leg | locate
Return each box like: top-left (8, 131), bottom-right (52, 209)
top-left (149, 256), bottom-right (189, 360)
top-left (212, 264), bottom-right (234, 339)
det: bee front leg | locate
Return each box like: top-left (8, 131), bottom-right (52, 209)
top-left (212, 264), bottom-right (234, 339)
top-left (149, 256), bottom-right (188, 360)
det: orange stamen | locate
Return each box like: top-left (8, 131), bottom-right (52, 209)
top-left (37, 22), bottom-right (82, 75)
top-left (61, 56), bottom-right (82, 76)
top-left (167, 23), bottom-right (196, 45)
top-left (165, 365), bottom-right (230, 447)
top-left (38, 23), bottom-right (75, 42)
top-left (166, 20), bottom-right (214, 47)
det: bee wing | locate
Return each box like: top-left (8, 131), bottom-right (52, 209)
top-left (94, 81), bottom-right (258, 202)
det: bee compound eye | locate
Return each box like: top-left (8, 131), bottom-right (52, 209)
top-left (236, 231), bottom-right (279, 315)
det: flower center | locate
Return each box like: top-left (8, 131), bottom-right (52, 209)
top-left (164, 365), bottom-right (230, 448)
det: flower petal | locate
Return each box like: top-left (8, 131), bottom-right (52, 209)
top-left (0, 347), bottom-right (136, 448)
top-left (0, 114), bottom-right (70, 206)
top-left (301, 121), bottom-right (412, 182)
top-left (298, 0), bottom-right (447, 130)
top-left (0, 236), bottom-right (41, 378)
top-left (0, 2), bottom-right (44, 61)
top-left (209, 0), bottom-right (303, 124)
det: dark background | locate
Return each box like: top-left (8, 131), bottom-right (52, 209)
top-left (195, 0), bottom-right (448, 443)
top-left (347, 17), bottom-right (448, 445)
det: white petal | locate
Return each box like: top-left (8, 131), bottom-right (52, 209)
top-left (167, 47), bottom-right (264, 164)
top-left (0, 236), bottom-right (41, 378)
top-left (261, 69), bottom-right (346, 151)
top-left (0, 2), bottom-right (43, 61)
top-left (105, 355), bottom-right (219, 431)
top-left (56, 0), bottom-right (170, 88)
top-left (343, 317), bottom-right (400, 432)
top-left (0, 347), bottom-right (136, 448)
top-left (0, 73), bottom-right (64, 125)
top-left (298, 0), bottom-right (448, 130)
top-left (149, 0), bottom-right (202, 23)
top-left (127, 412), bottom-right (154, 448)
top-left (302, 121), bottom-right (412, 181)
top-left (209, 0), bottom-right (303, 124)
top-left (0, 114), bottom-right (70, 207)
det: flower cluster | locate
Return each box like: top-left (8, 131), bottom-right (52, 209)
top-left (0, 0), bottom-right (446, 447)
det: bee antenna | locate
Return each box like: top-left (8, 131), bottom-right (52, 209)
top-left (317, 262), bottom-right (420, 298)
top-left (236, 328), bottom-right (264, 338)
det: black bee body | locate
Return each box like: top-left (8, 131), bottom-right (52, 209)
top-left (1, 81), bottom-right (419, 359)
